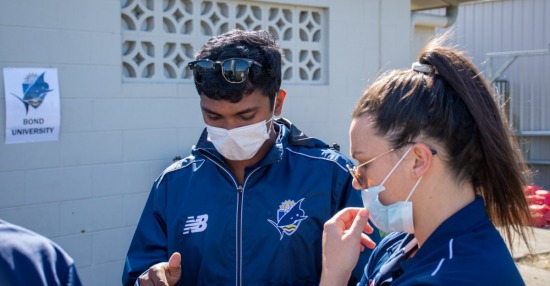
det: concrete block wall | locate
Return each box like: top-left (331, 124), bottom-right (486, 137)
top-left (0, 0), bottom-right (161, 283)
top-left (0, 0), bottom-right (412, 284)
top-left (282, 0), bottom-right (412, 156)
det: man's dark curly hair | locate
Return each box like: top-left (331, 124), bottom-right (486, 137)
top-left (193, 29), bottom-right (283, 109)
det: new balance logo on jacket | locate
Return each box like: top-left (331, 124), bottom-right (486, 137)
top-left (183, 214), bottom-right (208, 234)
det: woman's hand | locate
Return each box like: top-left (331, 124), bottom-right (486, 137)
top-left (320, 208), bottom-right (376, 286)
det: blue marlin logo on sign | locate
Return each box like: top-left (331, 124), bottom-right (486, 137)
top-left (268, 198), bottom-right (308, 239)
top-left (11, 72), bottom-right (53, 114)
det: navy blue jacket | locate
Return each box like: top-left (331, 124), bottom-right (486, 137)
top-left (0, 219), bottom-right (82, 286)
top-left (360, 197), bottom-right (524, 285)
top-left (123, 118), bottom-right (379, 285)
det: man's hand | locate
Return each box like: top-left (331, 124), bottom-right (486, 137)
top-left (139, 252), bottom-right (182, 286)
top-left (320, 208), bottom-right (376, 286)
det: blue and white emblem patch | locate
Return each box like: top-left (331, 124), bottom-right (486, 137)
top-left (267, 198), bottom-right (308, 239)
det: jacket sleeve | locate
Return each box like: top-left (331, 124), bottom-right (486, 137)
top-left (122, 177), bottom-right (169, 286)
top-left (0, 220), bottom-right (83, 286)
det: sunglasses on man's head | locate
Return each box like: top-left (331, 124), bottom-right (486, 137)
top-left (188, 58), bottom-right (263, 84)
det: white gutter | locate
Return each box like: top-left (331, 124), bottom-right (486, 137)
top-left (411, 5), bottom-right (458, 28)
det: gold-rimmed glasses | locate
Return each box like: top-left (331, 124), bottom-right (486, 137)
top-left (346, 148), bottom-right (396, 183)
top-left (346, 142), bottom-right (438, 183)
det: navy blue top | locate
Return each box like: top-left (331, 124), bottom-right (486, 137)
top-left (0, 219), bottom-right (82, 286)
top-left (359, 197), bottom-right (524, 285)
top-left (123, 118), bottom-right (380, 286)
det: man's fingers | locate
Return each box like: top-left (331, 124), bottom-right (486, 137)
top-left (148, 265), bottom-right (169, 286)
top-left (165, 252), bottom-right (182, 285)
top-left (138, 255), bottom-right (182, 286)
top-left (138, 273), bottom-right (153, 286)
top-left (167, 252), bottom-right (182, 277)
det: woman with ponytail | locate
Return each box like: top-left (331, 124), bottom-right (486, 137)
top-left (320, 35), bottom-right (532, 285)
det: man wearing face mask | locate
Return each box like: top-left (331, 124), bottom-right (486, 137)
top-left (122, 29), bottom-right (380, 286)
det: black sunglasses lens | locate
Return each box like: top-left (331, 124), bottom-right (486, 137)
top-left (190, 61), bottom-right (215, 83)
top-left (221, 59), bottom-right (250, 83)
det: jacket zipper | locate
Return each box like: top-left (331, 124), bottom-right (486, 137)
top-left (236, 185), bottom-right (244, 286)
top-left (202, 152), bottom-right (263, 285)
top-left (236, 167), bottom-right (262, 286)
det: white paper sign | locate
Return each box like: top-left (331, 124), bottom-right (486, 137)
top-left (3, 68), bottom-right (60, 144)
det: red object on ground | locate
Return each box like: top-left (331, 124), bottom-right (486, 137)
top-left (524, 185), bottom-right (543, 196)
top-left (525, 185), bottom-right (550, 228)
top-left (535, 190), bottom-right (550, 205)
top-left (527, 194), bottom-right (546, 205)
top-left (529, 204), bottom-right (550, 227)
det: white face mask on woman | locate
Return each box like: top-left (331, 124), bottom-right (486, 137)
top-left (206, 118), bottom-right (274, 161)
top-left (361, 146), bottom-right (422, 234)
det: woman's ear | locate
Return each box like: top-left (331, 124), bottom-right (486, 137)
top-left (410, 143), bottom-right (434, 179)
top-left (274, 89), bottom-right (286, 116)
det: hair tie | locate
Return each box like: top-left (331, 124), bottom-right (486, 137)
top-left (411, 62), bottom-right (435, 74)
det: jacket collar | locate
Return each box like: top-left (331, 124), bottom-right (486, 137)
top-left (400, 196), bottom-right (489, 270)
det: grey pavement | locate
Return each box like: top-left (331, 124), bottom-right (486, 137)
top-left (509, 227), bottom-right (550, 286)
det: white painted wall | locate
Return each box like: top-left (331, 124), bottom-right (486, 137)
top-left (0, 0), bottom-right (411, 284)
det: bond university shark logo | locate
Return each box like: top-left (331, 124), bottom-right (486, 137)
top-left (11, 72), bottom-right (53, 114)
top-left (4, 68), bottom-right (60, 144)
top-left (268, 199), bottom-right (308, 239)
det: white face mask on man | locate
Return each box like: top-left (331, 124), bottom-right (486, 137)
top-left (361, 146), bottom-right (423, 234)
top-left (206, 118), bottom-right (274, 161)
top-left (205, 97), bottom-right (277, 161)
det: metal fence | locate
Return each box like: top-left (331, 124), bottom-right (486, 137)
top-left (487, 45), bottom-right (550, 188)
